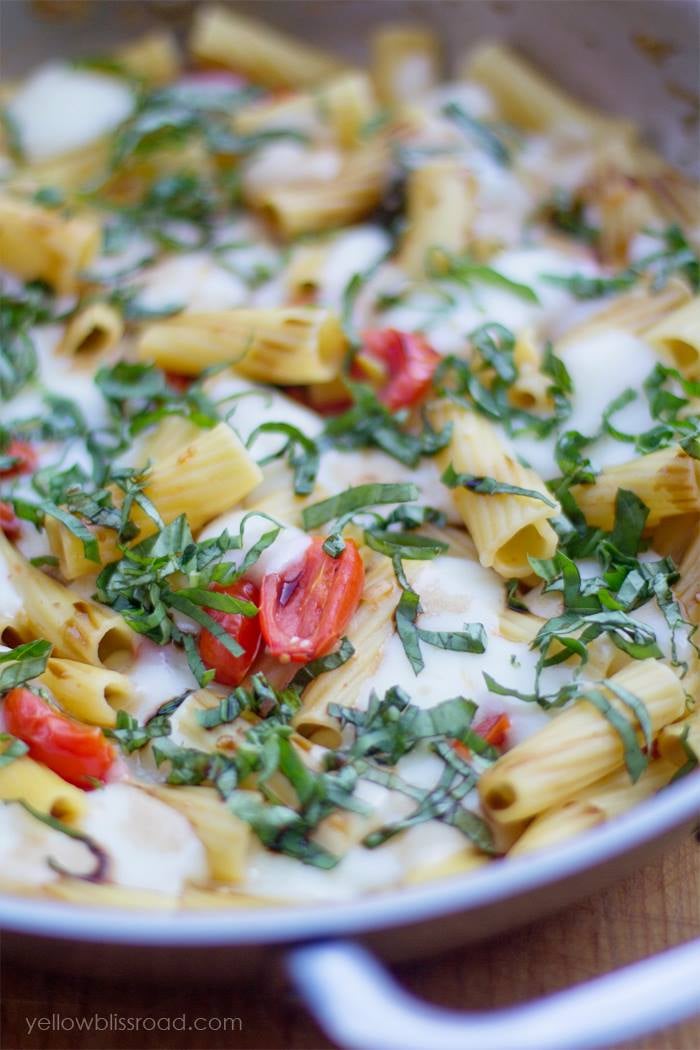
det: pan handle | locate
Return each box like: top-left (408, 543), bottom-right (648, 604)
top-left (287, 937), bottom-right (700, 1050)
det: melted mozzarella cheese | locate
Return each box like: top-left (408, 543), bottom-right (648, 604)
top-left (354, 557), bottom-right (553, 745)
top-left (198, 509), bottom-right (311, 584)
top-left (8, 64), bottom-right (134, 162)
top-left (126, 642), bottom-right (197, 722)
top-left (243, 142), bottom-right (342, 189)
top-left (205, 373), bottom-right (323, 455)
top-left (317, 449), bottom-right (460, 521)
top-left (379, 246), bottom-right (597, 357)
top-left (136, 253), bottom-right (248, 313)
top-left (0, 803), bottom-right (95, 886)
top-left (316, 226), bottom-right (392, 313)
top-left (81, 784), bottom-right (208, 893)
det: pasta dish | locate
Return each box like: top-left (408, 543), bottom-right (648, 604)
top-left (0, 6), bottom-right (698, 909)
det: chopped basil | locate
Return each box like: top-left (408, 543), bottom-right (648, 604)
top-left (442, 101), bottom-right (512, 166)
top-left (302, 482), bottom-right (419, 530)
top-left (541, 224), bottom-right (700, 299)
top-left (17, 801), bottom-right (108, 882)
top-left (670, 725), bottom-right (699, 783)
top-left (0, 734), bottom-right (29, 769)
top-left (442, 464), bottom-right (557, 508)
top-left (0, 640), bottom-right (52, 694)
top-left (322, 382), bottom-right (452, 467)
top-left (246, 421), bottom-right (320, 495)
top-left (289, 637), bottom-right (355, 690)
top-left (540, 188), bottom-right (599, 244)
top-left (428, 247), bottom-right (539, 304)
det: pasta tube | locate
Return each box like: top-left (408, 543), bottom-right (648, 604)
top-left (465, 42), bottom-right (634, 137)
top-left (294, 554), bottom-right (400, 746)
top-left (0, 757), bottom-right (86, 823)
top-left (117, 30), bottom-right (180, 86)
top-left (235, 71), bottom-right (377, 148)
top-left (40, 658), bottom-right (133, 727)
top-left (148, 785), bottom-right (250, 883)
top-left (396, 161), bottom-right (476, 278)
top-left (676, 528), bottom-right (700, 624)
top-left (657, 710), bottom-right (700, 767)
top-left (508, 758), bottom-right (677, 856)
top-left (0, 531), bottom-right (135, 666)
top-left (46, 422), bottom-right (264, 578)
top-left (138, 308), bottom-right (348, 384)
top-left (248, 140), bottom-right (389, 238)
top-left (46, 881), bottom-right (178, 909)
top-left (10, 139), bottom-right (110, 196)
top-left (498, 610), bottom-right (615, 677)
top-left (189, 5), bottom-right (346, 89)
top-left (433, 404), bottom-right (559, 578)
top-left (371, 24), bottom-right (442, 106)
top-left (645, 296), bottom-right (700, 379)
top-left (58, 302), bottom-right (124, 356)
top-left (403, 845), bottom-right (489, 884)
top-left (479, 660), bottom-right (686, 825)
top-left (652, 512), bottom-right (699, 566)
top-left (558, 277), bottom-right (691, 348)
top-left (0, 193), bottom-right (99, 293)
top-left (180, 888), bottom-right (282, 908)
top-left (571, 446), bottom-right (700, 531)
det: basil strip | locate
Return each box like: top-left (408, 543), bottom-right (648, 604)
top-left (442, 464), bottom-right (557, 507)
top-left (302, 483), bottom-right (419, 530)
top-left (0, 640), bottom-right (52, 693)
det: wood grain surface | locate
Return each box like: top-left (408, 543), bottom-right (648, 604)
top-left (1, 834), bottom-right (699, 1050)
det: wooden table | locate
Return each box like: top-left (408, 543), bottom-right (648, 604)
top-left (2, 835), bottom-right (699, 1050)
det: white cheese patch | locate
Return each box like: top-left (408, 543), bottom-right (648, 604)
top-left (0, 803), bottom-right (95, 886)
top-left (244, 142), bottom-right (342, 190)
top-left (8, 63), bottom-right (134, 162)
top-left (125, 641), bottom-right (197, 722)
top-left (136, 253), bottom-right (248, 313)
top-left (317, 449), bottom-right (459, 522)
top-left (81, 784), bottom-right (208, 893)
top-left (379, 246), bottom-right (597, 357)
top-left (197, 508), bottom-right (311, 585)
top-left (353, 556), bottom-right (553, 745)
top-left (316, 226), bottom-right (392, 314)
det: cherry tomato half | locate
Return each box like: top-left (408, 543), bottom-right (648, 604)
top-left (197, 579), bottom-right (263, 687)
top-left (0, 501), bottom-right (21, 540)
top-left (260, 537), bottom-right (365, 663)
top-left (357, 329), bottom-right (441, 411)
top-left (0, 439), bottom-right (37, 478)
top-left (3, 687), bottom-right (116, 789)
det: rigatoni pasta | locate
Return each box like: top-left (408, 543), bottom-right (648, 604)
top-left (433, 405), bottom-right (559, 578)
top-left (138, 308), bottom-right (348, 384)
top-left (0, 193), bottom-right (100, 292)
top-left (0, 6), bottom-right (698, 911)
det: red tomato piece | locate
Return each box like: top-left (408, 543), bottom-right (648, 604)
top-left (0, 501), bottom-right (21, 540)
top-left (197, 579), bottom-right (262, 687)
top-left (0, 439), bottom-right (37, 478)
top-left (452, 713), bottom-right (511, 761)
top-left (358, 329), bottom-right (441, 411)
top-left (473, 713), bottom-right (511, 748)
top-left (3, 687), bottom-right (116, 790)
top-left (260, 537), bottom-right (365, 663)
top-left (165, 371), bottom-right (194, 393)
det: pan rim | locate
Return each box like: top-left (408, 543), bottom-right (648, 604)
top-left (1, 772), bottom-right (698, 948)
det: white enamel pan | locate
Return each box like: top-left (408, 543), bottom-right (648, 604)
top-left (1, 3), bottom-right (699, 1047)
